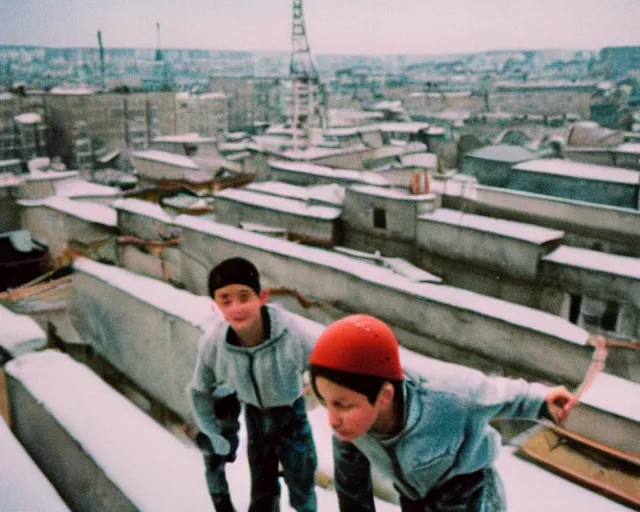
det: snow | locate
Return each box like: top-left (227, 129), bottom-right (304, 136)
top-left (54, 177), bottom-right (121, 198)
top-left (112, 197), bottom-right (175, 222)
top-left (512, 158), bottom-right (640, 185)
top-left (377, 122), bottom-right (430, 133)
top-left (4, 350), bottom-right (213, 512)
top-left (132, 150), bottom-right (199, 170)
top-left (269, 159), bottom-right (390, 186)
top-left (44, 196), bottom-right (117, 227)
top-left (172, 217), bottom-right (590, 345)
top-left (215, 188), bottom-right (342, 220)
top-left (0, 173), bottom-right (22, 188)
top-left (24, 170), bottom-right (79, 182)
top-left (152, 133), bottom-right (217, 144)
top-left (279, 145), bottom-right (368, 161)
top-left (0, 304), bottom-right (47, 357)
top-left (579, 372), bottom-right (640, 424)
top-left (350, 184), bottom-right (436, 201)
top-left (0, 416), bottom-right (71, 512)
top-left (420, 208), bottom-right (565, 244)
top-left (247, 181), bottom-right (345, 206)
top-left (614, 143), bottom-right (640, 155)
top-left (401, 153), bottom-right (438, 168)
top-left (72, 258), bottom-right (215, 329)
top-left (14, 112), bottom-right (42, 124)
top-left (543, 245), bottom-right (640, 280)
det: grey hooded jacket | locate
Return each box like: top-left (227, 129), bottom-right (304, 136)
top-left (187, 304), bottom-right (316, 453)
top-left (349, 367), bottom-right (548, 501)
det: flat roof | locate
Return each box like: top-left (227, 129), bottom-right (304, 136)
top-left (268, 159), bottom-right (389, 186)
top-left (112, 198), bottom-right (174, 223)
top-left (512, 158), bottom-right (640, 185)
top-left (152, 134), bottom-right (217, 144)
top-left (349, 184), bottom-right (436, 201)
top-left (420, 208), bottom-right (565, 244)
top-left (246, 181), bottom-right (345, 206)
top-left (542, 245), bottom-right (640, 279)
top-left (215, 188), bottom-right (342, 220)
top-left (44, 197), bottom-right (117, 227)
top-left (614, 143), bottom-right (640, 155)
top-left (132, 150), bottom-right (199, 170)
top-left (466, 144), bottom-right (536, 163)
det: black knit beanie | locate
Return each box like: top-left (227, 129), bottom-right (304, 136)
top-left (208, 257), bottom-right (261, 297)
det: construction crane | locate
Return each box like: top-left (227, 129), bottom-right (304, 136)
top-left (289, 0), bottom-right (328, 151)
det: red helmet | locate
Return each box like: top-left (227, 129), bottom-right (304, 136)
top-left (311, 314), bottom-right (403, 381)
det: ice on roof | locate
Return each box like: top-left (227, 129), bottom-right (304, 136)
top-left (132, 150), bottom-right (199, 170)
top-left (4, 350), bottom-right (214, 512)
top-left (543, 245), bottom-right (640, 279)
top-left (44, 196), bottom-right (117, 227)
top-left (173, 216), bottom-right (589, 345)
top-left (350, 184), bottom-right (436, 201)
top-left (0, 416), bottom-right (71, 512)
top-left (54, 178), bottom-right (121, 198)
top-left (0, 304), bottom-right (47, 357)
top-left (112, 198), bottom-right (174, 222)
top-left (420, 208), bottom-right (565, 244)
top-left (269, 159), bottom-right (390, 186)
top-left (512, 158), bottom-right (640, 185)
top-left (73, 258), bottom-right (216, 328)
top-left (216, 188), bottom-right (342, 220)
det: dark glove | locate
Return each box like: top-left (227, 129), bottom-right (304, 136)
top-left (213, 393), bottom-right (241, 421)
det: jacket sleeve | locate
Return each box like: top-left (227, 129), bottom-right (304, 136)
top-left (187, 331), bottom-right (232, 455)
top-left (333, 436), bottom-right (376, 512)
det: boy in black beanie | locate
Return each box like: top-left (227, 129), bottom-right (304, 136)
top-left (188, 257), bottom-right (319, 512)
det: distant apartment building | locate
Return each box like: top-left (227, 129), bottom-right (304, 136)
top-left (176, 92), bottom-right (228, 137)
top-left (209, 75), bottom-right (283, 131)
top-left (0, 92), bottom-right (47, 161)
top-left (600, 46), bottom-right (640, 80)
top-left (488, 81), bottom-right (598, 118)
top-left (45, 91), bottom-right (179, 168)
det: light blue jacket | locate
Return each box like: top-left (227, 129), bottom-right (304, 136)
top-left (351, 367), bottom-right (548, 501)
top-left (187, 304), bottom-right (316, 453)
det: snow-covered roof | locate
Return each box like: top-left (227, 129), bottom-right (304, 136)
top-left (512, 159), bottom-right (640, 185)
top-left (420, 208), bottom-right (565, 244)
top-left (24, 170), bottom-right (79, 182)
top-left (0, 158), bottom-right (22, 168)
top-left (466, 144), bottom-right (536, 163)
top-left (215, 188), bottom-right (342, 220)
top-left (132, 150), bottom-right (199, 170)
top-left (0, 173), bottom-right (22, 188)
top-left (279, 145), bottom-right (368, 161)
top-left (349, 185), bottom-right (436, 202)
top-left (0, 416), bottom-right (71, 512)
top-left (269, 159), bottom-right (390, 186)
top-left (401, 153), bottom-right (438, 168)
top-left (152, 133), bottom-right (217, 144)
top-left (44, 197), bottom-right (117, 227)
top-left (614, 143), bottom-right (640, 155)
top-left (73, 258), bottom-right (215, 328)
top-left (377, 122), bottom-right (430, 133)
top-left (49, 87), bottom-right (95, 95)
top-left (4, 350), bottom-right (215, 512)
top-left (246, 181), bottom-right (345, 206)
top-left (173, 217), bottom-right (589, 345)
top-left (579, 372), bottom-right (640, 424)
top-left (542, 245), bottom-right (640, 279)
top-left (0, 304), bottom-right (47, 357)
top-left (112, 198), bottom-right (174, 223)
top-left (54, 178), bottom-right (121, 198)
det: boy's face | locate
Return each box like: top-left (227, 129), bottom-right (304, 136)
top-left (315, 376), bottom-right (382, 442)
top-left (213, 284), bottom-right (267, 332)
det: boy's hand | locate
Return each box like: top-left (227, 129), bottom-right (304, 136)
top-left (545, 386), bottom-right (578, 424)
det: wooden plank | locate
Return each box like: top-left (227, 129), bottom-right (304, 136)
top-left (0, 368), bottom-right (10, 428)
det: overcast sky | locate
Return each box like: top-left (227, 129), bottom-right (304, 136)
top-left (3, 0), bottom-right (640, 55)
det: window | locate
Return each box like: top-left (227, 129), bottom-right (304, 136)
top-left (373, 207), bottom-right (386, 229)
top-left (569, 294), bottom-right (582, 324)
top-left (601, 301), bottom-right (619, 331)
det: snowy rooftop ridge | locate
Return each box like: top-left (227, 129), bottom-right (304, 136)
top-left (420, 208), bottom-right (565, 244)
top-left (268, 159), bottom-right (390, 186)
top-left (512, 158), bottom-right (640, 185)
top-left (72, 258), bottom-right (216, 329)
top-left (44, 197), bottom-right (117, 227)
top-left (112, 198), bottom-right (175, 223)
top-left (172, 216), bottom-right (589, 345)
top-left (0, 304), bottom-right (47, 357)
top-left (543, 245), bottom-right (640, 280)
top-left (132, 150), bottom-right (199, 170)
top-left (215, 188), bottom-right (342, 220)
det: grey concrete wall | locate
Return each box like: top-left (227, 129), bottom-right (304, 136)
top-left (341, 229), bottom-right (416, 262)
top-left (0, 195), bottom-right (20, 233)
top-left (175, 222), bottom-right (621, 386)
top-left (343, 189), bottom-right (420, 244)
top-left (507, 170), bottom-right (638, 209)
top-left (214, 196), bottom-right (340, 247)
top-left (442, 185), bottom-right (640, 257)
top-left (7, 378), bottom-right (137, 512)
top-left (416, 217), bottom-right (556, 281)
top-left (70, 271), bottom-right (202, 421)
top-left (116, 209), bottom-right (176, 240)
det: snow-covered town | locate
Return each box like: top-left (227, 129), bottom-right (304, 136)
top-left (1, 1), bottom-right (640, 511)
